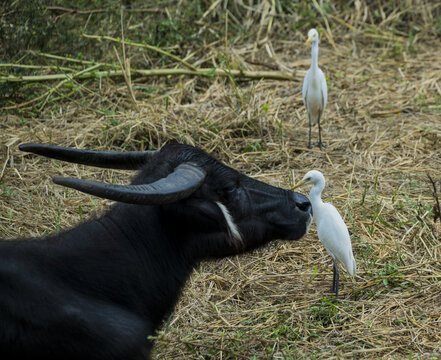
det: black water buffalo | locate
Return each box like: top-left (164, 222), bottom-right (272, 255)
top-left (0, 142), bottom-right (312, 359)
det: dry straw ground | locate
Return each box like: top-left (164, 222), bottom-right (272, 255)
top-left (1, 0), bottom-right (441, 359)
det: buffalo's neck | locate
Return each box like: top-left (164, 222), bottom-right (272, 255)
top-left (102, 204), bottom-right (197, 327)
top-left (61, 204), bottom-right (195, 328)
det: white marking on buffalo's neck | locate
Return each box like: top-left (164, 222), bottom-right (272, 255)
top-left (215, 202), bottom-right (242, 244)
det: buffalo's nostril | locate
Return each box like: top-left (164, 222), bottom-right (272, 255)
top-left (297, 199), bottom-right (311, 212)
top-left (292, 192), bottom-right (312, 213)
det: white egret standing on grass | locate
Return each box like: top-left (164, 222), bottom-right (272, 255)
top-left (291, 170), bottom-right (356, 299)
top-left (303, 28), bottom-right (327, 150)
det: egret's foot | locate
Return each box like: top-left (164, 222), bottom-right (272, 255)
top-left (315, 141), bottom-right (326, 150)
top-left (308, 143), bottom-right (313, 149)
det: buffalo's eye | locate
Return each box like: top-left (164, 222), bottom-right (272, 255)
top-left (216, 181), bottom-right (238, 200)
top-left (217, 186), bottom-right (235, 195)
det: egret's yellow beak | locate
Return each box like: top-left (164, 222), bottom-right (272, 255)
top-left (305, 35), bottom-right (315, 45)
top-left (290, 178), bottom-right (309, 191)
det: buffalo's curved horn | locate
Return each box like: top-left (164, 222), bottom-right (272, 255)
top-left (19, 143), bottom-right (158, 170)
top-left (53, 162), bottom-right (206, 205)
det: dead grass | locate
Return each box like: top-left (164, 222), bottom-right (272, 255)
top-left (1, 1), bottom-right (441, 358)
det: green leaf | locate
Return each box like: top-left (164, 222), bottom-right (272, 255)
top-left (201, 67), bottom-right (216, 77)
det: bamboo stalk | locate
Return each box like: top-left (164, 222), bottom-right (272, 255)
top-left (47, 6), bottom-right (165, 14)
top-left (0, 63), bottom-right (74, 72)
top-left (32, 52), bottom-right (104, 66)
top-left (1, 68), bottom-right (303, 82)
top-left (0, 64), bottom-right (102, 112)
top-left (82, 33), bottom-right (198, 71)
top-left (37, 63), bottom-right (102, 110)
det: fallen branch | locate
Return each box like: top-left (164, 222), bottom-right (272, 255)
top-left (47, 6), bottom-right (106, 14)
top-left (47, 6), bottom-right (165, 14)
top-left (245, 58), bottom-right (279, 70)
top-left (37, 63), bottom-right (103, 110)
top-left (32, 51), bottom-right (102, 66)
top-left (1, 67), bottom-right (303, 83)
top-left (0, 64), bottom-right (103, 111)
top-left (0, 62), bottom-right (302, 111)
top-left (0, 63), bottom-right (73, 72)
top-left (82, 33), bottom-right (198, 71)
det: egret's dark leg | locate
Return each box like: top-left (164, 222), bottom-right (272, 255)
top-left (333, 259), bottom-right (340, 300)
top-left (308, 120), bottom-right (313, 149)
top-left (316, 114), bottom-right (325, 150)
top-left (331, 261), bottom-right (336, 292)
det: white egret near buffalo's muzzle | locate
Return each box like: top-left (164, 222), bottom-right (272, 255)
top-left (303, 28), bottom-right (328, 150)
top-left (291, 170), bottom-right (356, 299)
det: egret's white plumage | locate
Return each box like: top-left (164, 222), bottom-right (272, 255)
top-left (291, 170), bottom-right (355, 299)
top-left (303, 29), bottom-right (327, 149)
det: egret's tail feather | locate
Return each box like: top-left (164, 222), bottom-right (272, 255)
top-left (349, 256), bottom-right (357, 277)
